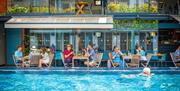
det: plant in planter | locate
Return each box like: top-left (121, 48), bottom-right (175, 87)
top-left (8, 5), bottom-right (29, 14)
top-left (114, 20), bottom-right (158, 30)
top-left (107, 3), bottom-right (120, 12)
top-left (108, 3), bottom-right (138, 13)
top-left (139, 4), bottom-right (149, 12)
top-left (24, 35), bottom-right (30, 56)
top-left (63, 7), bottom-right (75, 13)
top-left (150, 5), bottom-right (158, 13)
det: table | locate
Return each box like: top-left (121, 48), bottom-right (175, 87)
top-left (30, 55), bottom-right (42, 66)
top-left (150, 53), bottom-right (163, 67)
top-left (76, 2), bottom-right (88, 15)
top-left (123, 55), bottom-right (133, 68)
top-left (123, 56), bottom-right (133, 61)
top-left (72, 55), bottom-right (89, 68)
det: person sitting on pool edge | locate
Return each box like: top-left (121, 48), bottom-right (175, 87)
top-left (14, 46), bottom-right (26, 67)
top-left (38, 47), bottom-right (50, 68)
top-left (84, 42), bottom-right (97, 67)
top-left (64, 44), bottom-right (74, 67)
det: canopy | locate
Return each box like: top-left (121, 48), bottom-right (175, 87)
top-left (5, 16), bottom-right (113, 29)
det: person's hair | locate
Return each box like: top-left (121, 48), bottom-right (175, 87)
top-left (17, 46), bottom-right (22, 49)
top-left (41, 48), bottom-right (47, 54)
top-left (66, 44), bottom-right (72, 48)
top-left (88, 42), bottom-right (92, 47)
top-left (114, 47), bottom-right (120, 51)
top-left (135, 45), bottom-right (140, 49)
top-left (113, 46), bottom-right (117, 51)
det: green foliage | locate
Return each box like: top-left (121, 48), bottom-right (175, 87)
top-left (24, 35), bottom-right (30, 56)
top-left (150, 5), bottom-right (158, 13)
top-left (139, 4), bottom-right (149, 12)
top-left (108, 3), bottom-right (158, 13)
top-left (8, 6), bottom-right (29, 14)
top-left (113, 20), bottom-right (158, 29)
top-left (62, 7), bottom-right (75, 13)
top-left (30, 7), bottom-right (49, 13)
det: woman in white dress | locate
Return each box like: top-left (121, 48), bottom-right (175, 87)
top-left (38, 48), bottom-right (49, 68)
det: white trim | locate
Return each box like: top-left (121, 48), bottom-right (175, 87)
top-left (5, 24), bottom-right (113, 29)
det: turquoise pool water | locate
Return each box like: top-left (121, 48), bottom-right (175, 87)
top-left (0, 69), bottom-right (180, 91)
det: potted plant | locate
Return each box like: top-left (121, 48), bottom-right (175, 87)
top-left (8, 5), bottom-right (29, 14)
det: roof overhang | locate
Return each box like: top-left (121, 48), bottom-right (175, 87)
top-left (170, 15), bottom-right (180, 23)
top-left (111, 13), bottom-right (172, 20)
top-left (5, 16), bottom-right (113, 29)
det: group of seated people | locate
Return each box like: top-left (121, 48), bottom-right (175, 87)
top-left (14, 46), bottom-right (54, 68)
top-left (63, 42), bottom-right (149, 68)
top-left (14, 43), bottom-right (180, 68)
top-left (63, 42), bottom-right (97, 67)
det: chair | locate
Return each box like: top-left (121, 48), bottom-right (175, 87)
top-left (96, 53), bottom-right (103, 68)
top-left (60, 52), bottom-right (66, 67)
top-left (159, 54), bottom-right (167, 67)
top-left (44, 54), bottom-right (54, 68)
top-left (146, 54), bottom-right (152, 67)
top-left (108, 52), bottom-right (116, 68)
top-left (12, 55), bottom-right (22, 68)
top-left (108, 52), bottom-right (119, 68)
top-left (170, 52), bottom-right (180, 67)
top-left (128, 55), bottom-right (140, 68)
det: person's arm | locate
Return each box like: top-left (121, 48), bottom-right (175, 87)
top-left (112, 52), bottom-right (117, 59)
top-left (64, 51), bottom-right (73, 58)
top-left (175, 50), bottom-right (180, 58)
top-left (119, 51), bottom-right (124, 59)
top-left (14, 51), bottom-right (18, 59)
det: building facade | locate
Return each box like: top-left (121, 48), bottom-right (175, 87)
top-left (0, 0), bottom-right (179, 65)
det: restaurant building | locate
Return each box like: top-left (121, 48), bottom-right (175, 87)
top-left (0, 0), bottom-right (179, 65)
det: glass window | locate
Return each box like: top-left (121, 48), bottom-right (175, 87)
top-left (42, 33), bottom-right (50, 47)
top-left (31, 0), bottom-right (49, 13)
top-left (97, 32), bottom-right (104, 52)
top-left (86, 32), bottom-right (93, 47)
top-left (105, 32), bottom-right (112, 51)
top-left (78, 33), bottom-right (85, 51)
top-left (120, 32), bottom-right (127, 51)
top-left (50, 0), bottom-right (75, 14)
top-left (56, 33), bottom-right (62, 51)
top-left (127, 32), bottom-right (131, 51)
top-left (64, 33), bottom-right (70, 50)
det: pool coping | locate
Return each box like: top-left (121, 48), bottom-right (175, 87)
top-left (0, 67), bottom-right (179, 72)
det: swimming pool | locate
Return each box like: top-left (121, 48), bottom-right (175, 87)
top-left (0, 68), bottom-right (180, 91)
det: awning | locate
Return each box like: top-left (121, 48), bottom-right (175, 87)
top-left (5, 16), bottom-right (113, 29)
top-left (170, 15), bottom-right (180, 23)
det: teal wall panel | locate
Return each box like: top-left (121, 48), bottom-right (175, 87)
top-left (6, 28), bottom-right (22, 65)
top-left (0, 23), bottom-right (5, 65)
top-left (159, 23), bottom-right (180, 29)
